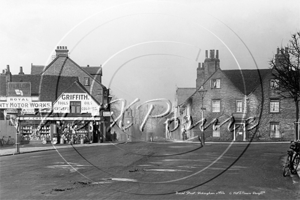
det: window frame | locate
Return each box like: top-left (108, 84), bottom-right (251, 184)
top-left (270, 79), bottom-right (280, 90)
top-left (84, 77), bottom-right (90, 86)
top-left (70, 101), bottom-right (81, 114)
top-left (236, 100), bottom-right (243, 113)
top-left (211, 78), bottom-right (221, 89)
top-left (269, 99), bottom-right (280, 113)
top-left (211, 99), bottom-right (221, 113)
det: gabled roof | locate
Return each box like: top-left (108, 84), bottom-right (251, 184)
top-left (37, 56), bottom-right (102, 85)
top-left (52, 80), bottom-right (101, 105)
top-left (176, 88), bottom-right (195, 105)
top-left (39, 75), bottom-right (79, 102)
top-left (222, 69), bottom-right (272, 95)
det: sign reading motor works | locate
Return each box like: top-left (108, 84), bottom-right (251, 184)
top-left (0, 102), bottom-right (52, 109)
top-left (7, 82), bottom-right (31, 97)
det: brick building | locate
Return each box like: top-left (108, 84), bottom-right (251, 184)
top-left (0, 46), bottom-right (111, 144)
top-left (174, 49), bottom-right (299, 142)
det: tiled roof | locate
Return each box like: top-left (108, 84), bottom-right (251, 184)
top-left (81, 66), bottom-right (102, 75)
top-left (176, 88), bottom-right (195, 105)
top-left (31, 65), bottom-right (45, 75)
top-left (12, 75), bottom-right (42, 95)
top-left (0, 75), bottom-right (6, 96)
top-left (39, 75), bottom-right (79, 102)
top-left (222, 69), bottom-right (272, 95)
top-left (32, 64), bottom-right (102, 76)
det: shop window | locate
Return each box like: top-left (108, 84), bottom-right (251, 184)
top-left (84, 77), bottom-right (90, 86)
top-left (70, 101), bottom-right (81, 113)
top-left (212, 100), bottom-right (221, 112)
top-left (236, 100), bottom-right (243, 113)
top-left (211, 79), bottom-right (221, 89)
top-left (270, 122), bottom-right (281, 138)
top-left (270, 100), bottom-right (280, 113)
top-left (270, 79), bottom-right (280, 90)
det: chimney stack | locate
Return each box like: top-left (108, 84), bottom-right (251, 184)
top-left (5, 65), bottom-right (12, 82)
top-left (55, 46), bottom-right (69, 57)
top-left (210, 50), bottom-right (215, 58)
top-left (285, 47), bottom-right (288, 54)
top-left (19, 66), bottom-right (24, 75)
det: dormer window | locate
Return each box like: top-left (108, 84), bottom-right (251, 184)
top-left (84, 77), bottom-right (90, 86)
top-left (211, 79), bottom-right (221, 89)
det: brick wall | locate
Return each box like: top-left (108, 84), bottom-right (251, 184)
top-left (249, 73), bottom-right (296, 141)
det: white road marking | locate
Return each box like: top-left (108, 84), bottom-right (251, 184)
top-left (143, 169), bottom-right (192, 172)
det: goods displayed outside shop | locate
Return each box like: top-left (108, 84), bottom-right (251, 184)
top-left (1, 82), bottom-right (110, 146)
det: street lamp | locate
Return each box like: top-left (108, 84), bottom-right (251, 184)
top-left (198, 86), bottom-right (207, 145)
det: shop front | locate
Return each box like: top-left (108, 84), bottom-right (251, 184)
top-left (18, 116), bottom-right (103, 145)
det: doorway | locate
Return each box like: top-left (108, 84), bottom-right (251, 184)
top-left (234, 123), bottom-right (246, 141)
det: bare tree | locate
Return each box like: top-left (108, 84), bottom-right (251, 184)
top-left (270, 32), bottom-right (300, 140)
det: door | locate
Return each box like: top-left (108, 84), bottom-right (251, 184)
top-left (234, 123), bottom-right (245, 141)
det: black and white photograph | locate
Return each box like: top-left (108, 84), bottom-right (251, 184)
top-left (0, 0), bottom-right (299, 199)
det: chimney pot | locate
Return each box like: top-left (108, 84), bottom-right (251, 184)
top-left (205, 50), bottom-right (208, 58)
top-left (216, 50), bottom-right (219, 59)
top-left (55, 46), bottom-right (69, 57)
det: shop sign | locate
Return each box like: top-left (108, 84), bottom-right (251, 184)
top-left (21, 108), bottom-right (35, 115)
top-left (103, 111), bottom-right (112, 117)
top-left (7, 97), bottom-right (32, 102)
top-left (7, 82), bottom-right (31, 97)
top-left (6, 108), bottom-right (18, 113)
top-left (53, 93), bottom-right (99, 115)
top-left (0, 102), bottom-right (52, 109)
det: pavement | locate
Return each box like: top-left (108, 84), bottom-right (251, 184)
top-left (0, 142), bottom-right (115, 156)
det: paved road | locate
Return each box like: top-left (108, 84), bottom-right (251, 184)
top-left (0, 142), bottom-right (299, 199)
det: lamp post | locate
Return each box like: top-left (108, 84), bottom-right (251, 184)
top-left (198, 86), bottom-right (207, 145)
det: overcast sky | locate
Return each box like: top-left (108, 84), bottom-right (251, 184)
top-left (0, 0), bottom-right (299, 103)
